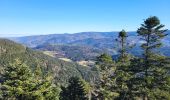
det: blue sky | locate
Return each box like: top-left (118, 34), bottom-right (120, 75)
top-left (0, 0), bottom-right (170, 37)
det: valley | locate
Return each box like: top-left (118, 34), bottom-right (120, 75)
top-left (10, 31), bottom-right (170, 62)
top-left (0, 39), bottom-right (99, 85)
top-left (0, 0), bottom-right (170, 98)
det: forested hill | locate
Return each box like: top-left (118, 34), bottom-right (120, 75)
top-left (10, 31), bottom-right (170, 48)
top-left (10, 32), bottom-right (136, 47)
top-left (34, 44), bottom-right (105, 61)
top-left (0, 39), bottom-right (98, 84)
top-left (10, 31), bottom-right (170, 60)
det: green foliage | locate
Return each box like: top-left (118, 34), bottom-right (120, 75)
top-left (0, 58), bottom-right (60, 100)
top-left (92, 17), bottom-right (170, 100)
top-left (116, 30), bottom-right (133, 64)
top-left (80, 78), bottom-right (92, 99)
top-left (96, 53), bottom-right (114, 70)
top-left (130, 16), bottom-right (170, 99)
top-left (1, 58), bottom-right (33, 99)
top-left (95, 53), bottom-right (116, 100)
top-left (113, 30), bottom-right (133, 99)
top-left (1, 16), bottom-right (170, 100)
top-left (118, 30), bottom-right (127, 39)
top-left (60, 77), bottom-right (88, 100)
top-left (0, 39), bottom-right (99, 85)
top-left (97, 53), bottom-right (113, 63)
top-left (93, 54), bottom-right (119, 100)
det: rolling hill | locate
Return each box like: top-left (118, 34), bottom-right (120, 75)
top-left (0, 39), bottom-right (99, 85)
top-left (10, 31), bottom-right (170, 60)
top-left (34, 44), bottom-right (104, 61)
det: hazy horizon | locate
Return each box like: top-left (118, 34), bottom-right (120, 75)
top-left (0, 0), bottom-right (170, 37)
top-left (1, 31), bottom-right (136, 38)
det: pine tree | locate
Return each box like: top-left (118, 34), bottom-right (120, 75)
top-left (1, 58), bottom-right (34, 99)
top-left (1, 58), bottom-right (60, 100)
top-left (133, 16), bottom-right (170, 99)
top-left (60, 77), bottom-right (88, 100)
top-left (31, 64), bottom-right (60, 100)
top-left (116, 30), bottom-right (128, 63)
top-left (114, 30), bottom-right (133, 99)
top-left (80, 79), bottom-right (92, 100)
top-left (96, 53), bottom-right (113, 70)
top-left (93, 54), bottom-right (119, 100)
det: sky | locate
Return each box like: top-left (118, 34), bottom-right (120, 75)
top-left (0, 0), bottom-right (170, 37)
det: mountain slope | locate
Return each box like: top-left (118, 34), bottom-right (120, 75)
top-left (0, 39), bottom-right (98, 84)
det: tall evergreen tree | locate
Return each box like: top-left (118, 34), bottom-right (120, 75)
top-left (133, 16), bottom-right (170, 99)
top-left (114, 30), bottom-right (133, 100)
top-left (60, 77), bottom-right (88, 100)
top-left (116, 30), bottom-right (128, 63)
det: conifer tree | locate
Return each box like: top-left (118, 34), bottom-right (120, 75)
top-left (133, 16), bottom-right (170, 99)
top-left (1, 58), bottom-right (60, 100)
top-left (94, 54), bottom-right (119, 100)
top-left (114, 30), bottom-right (133, 99)
top-left (60, 77), bottom-right (88, 100)
top-left (1, 58), bottom-right (34, 99)
top-left (32, 65), bottom-right (59, 100)
top-left (116, 30), bottom-right (128, 63)
top-left (80, 79), bottom-right (92, 100)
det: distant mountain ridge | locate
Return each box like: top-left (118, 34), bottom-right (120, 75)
top-left (10, 31), bottom-right (137, 47)
top-left (10, 31), bottom-right (170, 59)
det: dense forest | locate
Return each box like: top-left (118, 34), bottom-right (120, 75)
top-left (34, 44), bottom-right (103, 61)
top-left (0, 16), bottom-right (170, 100)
